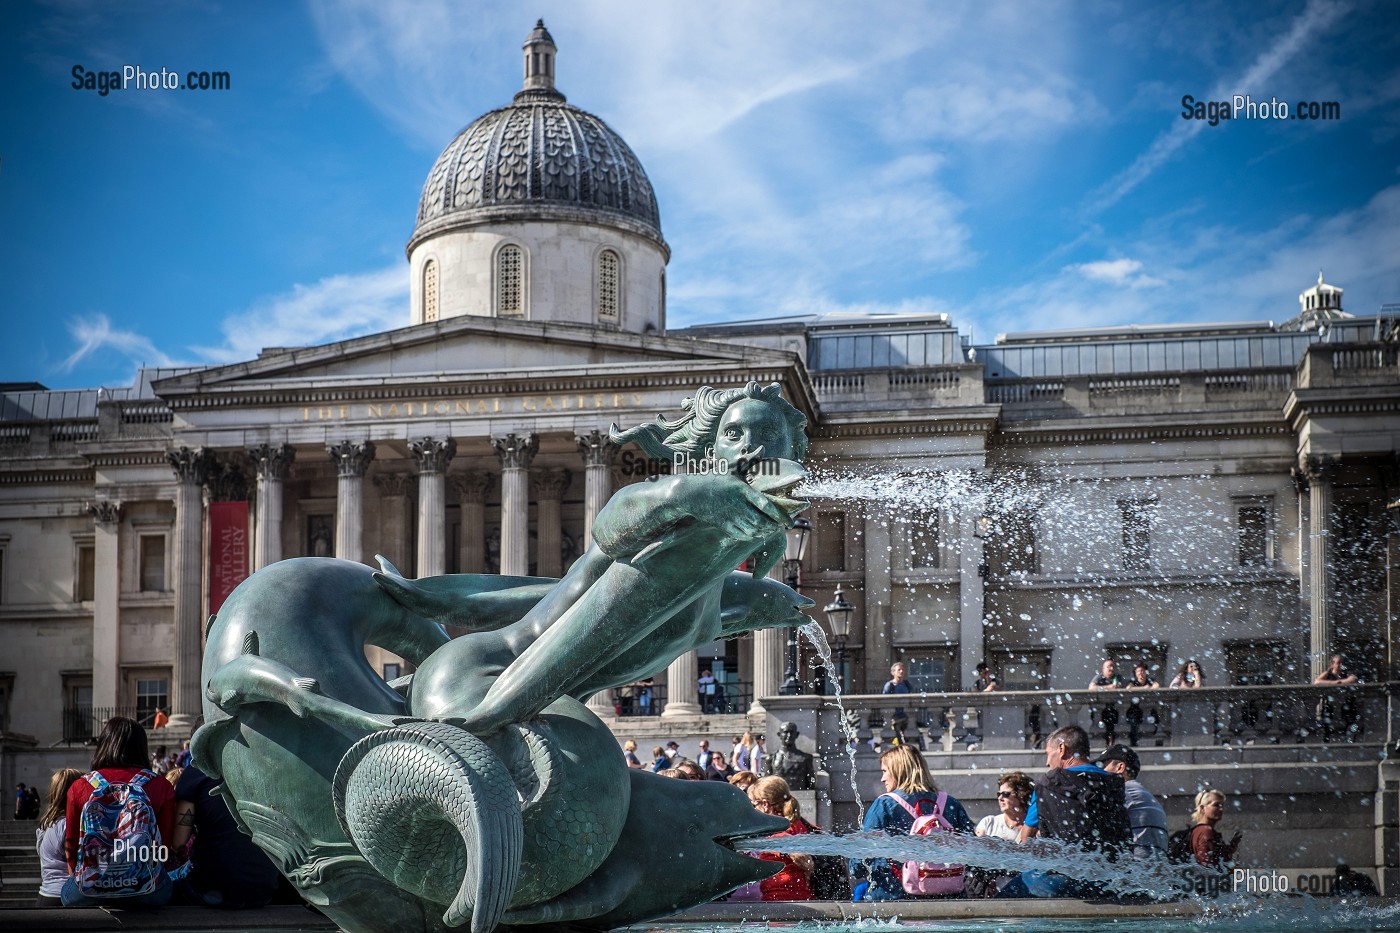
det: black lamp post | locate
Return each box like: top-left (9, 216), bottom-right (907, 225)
top-left (779, 518), bottom-right (812, 695)
top-left (824, 584), bottom-right (855, 692)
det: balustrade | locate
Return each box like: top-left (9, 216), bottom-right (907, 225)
top-left (783, 683), bottom-right (1390, 755)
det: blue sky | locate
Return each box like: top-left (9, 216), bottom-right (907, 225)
top-left (2, 0), bottom-right (1398, 390)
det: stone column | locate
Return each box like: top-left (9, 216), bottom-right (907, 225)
top-left (749, 563), bottom-right (787, 714)
top-left (372, 473), bottom-right (415, 575)
top-left (492, 434), bottom-right (537, 576)
top-left (328, 441), bottom-right (375, 565)
top-left (959, 505), bottom-right (986, 689)
top-left (451, 471), bottom-right (493, 574)
top-left (87, 499), bottom-right (122, 713)
top-left (166, 446), bottom-right (211, 726)
top-left (863, 508), bottom-right (894, 690)
top-left (410, 437), bottom-right (456, 578)
top-left (662, 649), bottom-right (702, 719)
top-left (531, 468), bottom-right (571, 578)
top-left (1305, 455), bottom-right (1338, 677)
top-left (576, 430), bottom-right (618, 546)
top-left (247, 443), bottom-right (295, 570)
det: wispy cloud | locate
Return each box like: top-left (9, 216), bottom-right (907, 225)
top-left (57, 263), bottom-right (410, 382)
top-left (59, 314), bottom-right (176, 373)
top-left (190, 265), bottom-right (408, 363)
top-left (1084, 0), bottom-right (1349, 215)
top-left (975, 182), bottom-right (1400, 338)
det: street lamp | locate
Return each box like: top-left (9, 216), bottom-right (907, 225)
top-left (824, 584), bottom-right (855, 692)
top-left (780, 518), bottom-right (812, 695)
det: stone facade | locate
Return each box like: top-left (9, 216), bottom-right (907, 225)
top-left (2, 18), bottom-right (1397, 891)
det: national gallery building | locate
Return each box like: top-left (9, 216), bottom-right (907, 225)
top-left (2, 24), bottom-right (1397, 765)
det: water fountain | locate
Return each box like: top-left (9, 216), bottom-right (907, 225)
top-left (187, 381), bottom-right (1396, 933)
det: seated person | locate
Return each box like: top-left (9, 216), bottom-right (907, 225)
top-left (170, 765), bottom-right (281, 908)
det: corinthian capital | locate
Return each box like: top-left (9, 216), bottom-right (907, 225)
top-left (492, 433), bottom-right (538, 470)
top-left (86, 499), bottom-right (122, 526)
top-left (247, 443), bottom-right (296, 481)
top-left (373, 472), bottom-right (416, 498)
top-left (576, 429), bottom-right (619, 467)
top-left (328, 440), bottom-right (376, 478)
top-left (1302, 453), bottom-right (1340, 484)
top-left (531, 467), bottom-right (572, 500)
top-left (450, 470), bottom-right (493, 504)
top-left (166, 446), bottom-right (212, 484)
top-left (409, 436), bottom-right (457, 474)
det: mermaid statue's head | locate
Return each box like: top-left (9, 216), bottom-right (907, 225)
top-left (610, 382), bottom-right (808, 472)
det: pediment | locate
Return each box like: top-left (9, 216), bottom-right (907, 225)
top-left (154, 316), bottom-right (793, 394)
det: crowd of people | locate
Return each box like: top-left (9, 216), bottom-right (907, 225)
top-left (24, 716), bottom-right (284, 911)
top-left (629, 723), bottom-right (1269, 903)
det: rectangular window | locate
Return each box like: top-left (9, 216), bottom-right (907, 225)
top-left (900, 646), bottom-right (957, 692)
top-left (139, 535), bottom-right (166, 592)
top-left (1223, 640), bottom-right (1295, 686)
top-left (907, 509), bottom-right (939, 570)
top-left (383, 663), bottom-right (402, 681)
top-left (1105, 641), bottom-right (1169, 684)
top-left (989, 647), bottom-right (1053, 690)
top-left (1233, 496), bottom-right (1273, 568)
top-left (1333, 502), bottom-right (1384, 592)
top-left (0, 542), bottom-right (6, 604)
top-left (63, 674), bottom-right (93, 743)
top-left (1119, 499), bottom-right (1155, 572)
top-left (76, 542), bottom-right (95, 602)
top-left (994, 511), bottom-right (1038, 575)
top-left (814, 512), bottom-right (846, 571)
top-left (0, 673), bottom-right (12, 733)
top-left (134, 676), bottom-right (169, 724)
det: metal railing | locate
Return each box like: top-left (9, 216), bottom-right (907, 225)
top-left (610, 684), bottom-right (667, 717)
top-left (782, 683), bottom-right (1393, 754)
top-left (608, 680), bottom-right (754, 717)
top-left (61, 706), bottom-right (174, 743)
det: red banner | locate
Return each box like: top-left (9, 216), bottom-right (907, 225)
top-left (208, 501), bottom-right (250, 615)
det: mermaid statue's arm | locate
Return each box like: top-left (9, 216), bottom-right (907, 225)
top-left (591, 474), bottom-right (788, 562)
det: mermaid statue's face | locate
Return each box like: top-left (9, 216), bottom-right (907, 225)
top-left (710, 399), bottom-right (795, 469)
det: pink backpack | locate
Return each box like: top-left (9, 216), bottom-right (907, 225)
top-left (886, 792), bottom-right (965, 896)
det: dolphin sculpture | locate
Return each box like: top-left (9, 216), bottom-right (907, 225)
top-left (193, 383), bottom-right (814, 932)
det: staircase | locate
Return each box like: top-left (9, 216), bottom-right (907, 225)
top-left (0, 820), bottom-right (40, 908)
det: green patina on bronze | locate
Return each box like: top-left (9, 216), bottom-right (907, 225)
top-left (194, 382), bottom-right (810, 933)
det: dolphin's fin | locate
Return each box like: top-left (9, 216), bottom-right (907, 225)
top-left (241, 630), bottom-right (259, 657)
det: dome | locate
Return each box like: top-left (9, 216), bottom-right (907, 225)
top-left (409, 23), bottom-right (664, 255)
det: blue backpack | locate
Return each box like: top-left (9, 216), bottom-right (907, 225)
top-left (74, 771), bottom-right (165, 897)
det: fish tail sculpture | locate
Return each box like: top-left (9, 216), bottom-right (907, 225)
top-left (333, 722), bottom-right (523, 933)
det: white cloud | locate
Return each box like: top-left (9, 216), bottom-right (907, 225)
top-left (58, 264), bottom-right (411, 383)
top-left (1067, 258), bottom-right (1165, 289)
top-left (59, 314), bottom-right (175, 374)
top-left (190, 265), bottom-right (408, 363)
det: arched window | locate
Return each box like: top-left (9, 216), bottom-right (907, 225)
top-left (422, 259), bottom-right (439, 322)
top-left (596, 249), bottom-right (620, 324)
top-left (496, 244), bottom-right (524, 317)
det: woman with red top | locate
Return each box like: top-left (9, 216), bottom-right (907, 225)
top-left (1188, 789), bottom-right (1242, 869)
top-left (61, 717), bottom-right (175, 907)
top-left (746, 776), bottom-right (816, 901)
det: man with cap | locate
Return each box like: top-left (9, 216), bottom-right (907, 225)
top-left (1096, 744), bottom-right (1168, 860)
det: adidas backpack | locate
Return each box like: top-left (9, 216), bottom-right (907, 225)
top-left (74, 771), bottom-right (166, 898)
